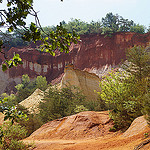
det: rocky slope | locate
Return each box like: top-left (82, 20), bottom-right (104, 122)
top-left (0, 32), bottom-right (150, 94)
top-left (27, 111), bottom-right (114, 140)
top-left (24, 112), bottom-right (150, 150)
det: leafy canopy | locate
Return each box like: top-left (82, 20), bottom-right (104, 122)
top-left (101, 12), bottom-right (146, 36)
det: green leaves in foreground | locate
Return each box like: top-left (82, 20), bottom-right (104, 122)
top-left (40, 23), bottom-right (80, 56)
top-left (0, 0), bottom-right (80, 71)
top-left (22, 22), bottom-right (80, 56)
top-left (0, 97), bottom-right (28, 124)
top-left (2, 53), bottom-right (23, 71)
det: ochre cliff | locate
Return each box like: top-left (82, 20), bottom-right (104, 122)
top-left (0, 32), bottom-right (150, 94)
top-left (61, 64), bottom-right (101, 101)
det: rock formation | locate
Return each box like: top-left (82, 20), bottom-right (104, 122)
top-left (121, 116), bottom-right (149, 138)
top-left (61, 64), bottom-right (101, 100)
top-left (0, 32), bottom-right (150, 94)
top-left (27, 111), bottom-right (114, 140)
top-left (19, 88), bottom-right (44, 113)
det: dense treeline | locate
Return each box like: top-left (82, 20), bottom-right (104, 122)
top-left (42, 12), bottom-right (149, 36)
top-left (1, 12), bottom-right (149, 50)
top-left (0, 29), bottom-right (29, 51)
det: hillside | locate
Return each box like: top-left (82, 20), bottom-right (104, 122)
top-left (0, 32), bottom-right (150, 94)
top-left (24, 112), bottom-right (150, 150)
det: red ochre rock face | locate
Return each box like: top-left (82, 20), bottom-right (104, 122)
top-left (1, 32), bottom-right (150, 93)
top-left (27, 111), bottom-right (114, 140)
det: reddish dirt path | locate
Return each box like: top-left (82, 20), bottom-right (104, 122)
top-left (24, 128), bottom-right (150, 150)
top-left (23, 114), bottom-right (150, 150)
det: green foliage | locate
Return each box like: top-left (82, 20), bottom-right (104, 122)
top-left (100, 71), bottom-right (143, 129)
top-left (0, 0), bottom-right (80, 70)
top-left (102, 13), bottom-right (120, 34)
top-left (15, 74), bottom-right (48, 102)
top-left (35, 76), bottom-right (48, 91)
top-left (99, 45), bottom-right (150, 130)
top-left (0, 96), bottom-right (28, 124)
top-left (130, 24), bottom-right (146, 34)
top-left (42, 13), bottom-right (147, 38)
top-left (74, 105), bottom-right (88, 113)
top-left (42, 19), bottom-right (102, 36)
top-left (0, 29), bottom-right (29, 51)
top-left (16, 105), bottom-right (43, 137)
top-left (15, 74), bottom-right (34, 102)
top-left (83, 95), bottom-right (108, 111)
top-left (62, 19), bottom-right (102, 35)
top-left (1, 93), bottom-right (17, 106)
top-left (125, 45), bottom-right (150, 80)
top-left (2, 53), bottom-right (23, 71)
top-left (38, 85), bottom-right (85, 123)
top-left (142, 92), bottom-right (150, 125)
top-left (101, 12), bottom-right (146, 36)
top-left (0, 122), bottom-right (32, 150)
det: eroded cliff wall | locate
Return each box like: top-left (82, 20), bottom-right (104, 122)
top-left (61, 64), bottom-right (101, 101)
top-left (0, 32), bottom-right (150, 94)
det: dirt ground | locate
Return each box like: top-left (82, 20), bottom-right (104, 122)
top-left (23, 127), bottom-right (150, 150)
top-left (23, 113), bottom-right (150, 150)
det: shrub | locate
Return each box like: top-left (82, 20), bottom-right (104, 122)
top-left (74, 105), bottom-right (88, 113)
top-left (38, 85), bottom-right (86, 123)
top-left (16, 105), bottom-right (43, 137)
top-left (99, 45), bottom-right (150, 130)
top-left (15, 75), bottom-right (48, 103)
top-left (99, 71), bottom-right (143, 130)
top-left (0, 122), bottom-right (32, 150)
top-left (142, 92), bottom-right (150, 125)
top-left (83, 95), bottom-right (108, 111)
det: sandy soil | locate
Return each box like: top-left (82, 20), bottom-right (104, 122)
top-left (23, 127), bottom-right (150, 150)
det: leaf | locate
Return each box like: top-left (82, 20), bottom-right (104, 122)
top-left (7, 2), bottom-right (11, 7)
top-left (2, 64), bottom-right (7, 71)
top-left (8, 26), bottom-right (13, 32)
top-left (44, 37), bottom-right (49, 41)
top-left (0, 22), bottom-right (5, 27)
top-left (4, 115), bottom-right (9, 121)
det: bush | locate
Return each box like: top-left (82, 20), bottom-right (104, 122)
top-left (99, 71), bottom-right (143, 130)
top-left (1, 93), bottom-right (17, 106)
top-left (142, 93), bottom-right (150, 125)
top-left (0, 122), bottom-right (32, 150)
top-left (38, 85), bottom-right (86, 123)
top-left (83, 95), bottom-right (108, 111)
top-left (19, 114), bottom-right (43, 137)
top-left (74, 105), bottom-right (88, 113)
top-left (99, 45), bottom-right (150, 130)
top-left (16, 105), bottom-right (43, 137)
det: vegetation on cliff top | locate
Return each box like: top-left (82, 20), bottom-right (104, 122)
top-left (0, 12), bottom-right (149, 53)
top-left (43, 12), bottom-right (147, 36)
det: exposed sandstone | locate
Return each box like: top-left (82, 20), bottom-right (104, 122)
top-left (27, 111), bottom-right (114, 140)
top-left (19, 88), bottom-right (44, 113)
top-left (61, 64), bottom-right (101, 100)
top-left (121, 116), bottom-right (149, 138)
top-left (1, 32), bottom-right (150, 94)
top-left (24, 115), bottom-right (150, 150)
